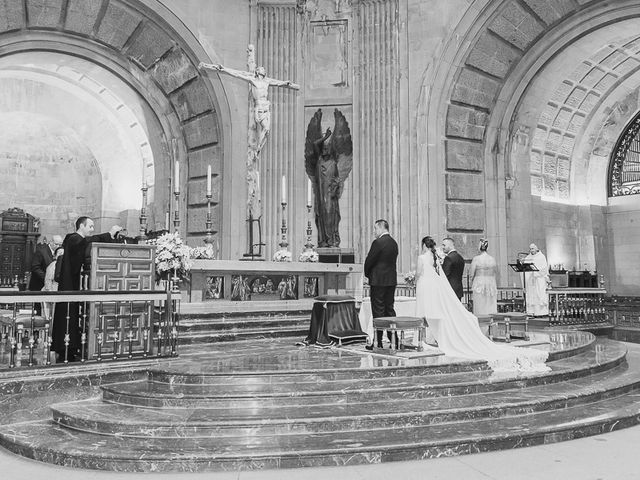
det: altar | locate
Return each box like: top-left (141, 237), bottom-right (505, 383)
top-left (188, 260), bottom-right (363, 303)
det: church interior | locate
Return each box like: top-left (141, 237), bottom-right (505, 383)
top-left (2, 0), bottom-right (640, 477)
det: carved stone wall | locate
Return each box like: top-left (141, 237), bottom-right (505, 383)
top-left (353, 0), bottom-right (401, 256)
top-left (255, 3), bottom-right (301, 260)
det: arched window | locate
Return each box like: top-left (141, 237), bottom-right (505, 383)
top-left (609, 113), bottom-right (640, 197)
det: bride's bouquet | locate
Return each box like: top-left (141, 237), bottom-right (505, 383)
top-left (403, 271), bottom-right (416, 286)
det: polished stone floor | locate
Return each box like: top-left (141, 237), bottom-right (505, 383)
top-left (1, 329), bottom-right (639, 473)
top-left (1, 412), bottom-right (640, 479)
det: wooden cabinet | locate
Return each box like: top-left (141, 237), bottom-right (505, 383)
top-left (0, 208), bottom-right (39, 287)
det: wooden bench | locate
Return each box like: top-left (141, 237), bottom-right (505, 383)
top-left (372, 316), bottom-right (425, 353)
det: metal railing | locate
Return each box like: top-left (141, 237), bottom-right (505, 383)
top-left (0, 290), bottom-right (178, 369)
top-left (548, 289), bottom-right (607, 326)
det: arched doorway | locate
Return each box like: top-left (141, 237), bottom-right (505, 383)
top-left (0, 0), bottom-right (230, 250)
top-left (417, 0), bottom-right (640, 291)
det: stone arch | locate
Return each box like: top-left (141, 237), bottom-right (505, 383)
top-left (0, 0), bottom-right (231, 247)
top-left (424, 0), bottom-right (640, 265)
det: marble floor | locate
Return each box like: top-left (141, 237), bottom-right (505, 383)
top-left (1, 331), bottom-right (639, 475)
top-left (0, 420), bottom-right (639, 479)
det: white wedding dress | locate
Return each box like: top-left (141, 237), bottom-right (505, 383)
top-left (415, 251), bottom-right (549, 372)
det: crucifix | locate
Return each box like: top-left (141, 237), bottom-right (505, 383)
top-left (200, 46), bottom-right (300, 258)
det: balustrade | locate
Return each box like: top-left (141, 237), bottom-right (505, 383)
top-left (0, 290), bottom-right (178, 369)
top-left (548, 289), bottom-right (607, 326)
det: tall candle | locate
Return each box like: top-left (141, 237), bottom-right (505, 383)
top-left (307, 178), bottom-right (312, 206)
top-left (281, 175), bottom-right (287, 204)
top-left (207, 165), bottom-right (212, 197)
top-left (174, 161), bottom-right (180, 194)
top-left (165, 211), bottom-right (170, 230)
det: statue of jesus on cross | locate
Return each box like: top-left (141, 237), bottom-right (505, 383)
top-left (200, 48), bottom-right (299, 226)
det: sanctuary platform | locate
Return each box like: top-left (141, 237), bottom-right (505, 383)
top-left (2, 329), bottom-right (640, 472)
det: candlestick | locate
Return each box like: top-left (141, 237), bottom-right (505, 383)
top-left (204, 189), bottom-right (214, 246)
top-left (307, 178), bottom-right (312, 207)
top-left (207, 165), bottom-right (212, 197)
top-left (281, 175), bottom-right (286, 204)
top-left (304, 204), bottom-right (314, 251)
top-left (173, 191), bottom-right (180, 232)
top-left (174, 160), bottom-right (180, 194)
top-left (279, 201), bottom-right (289, 250)
top-left (138, 181), bottom-right (149, 243)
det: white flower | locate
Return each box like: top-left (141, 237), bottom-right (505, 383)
top-left (273, 249), bottom-right (292, 262)
top-left (299, 250), bottom-right (319, 262)
top-left (154, 232), bottom-right (193, 278)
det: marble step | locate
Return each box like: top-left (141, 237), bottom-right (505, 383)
top-left (178, 325), bottom-right (309, 344)
top-left (4, 389), bottom-right (640, 471)
top-left (98, 344), bottom-right (626, 408)
top-left (180, 309), bottom-right (312, 320)
top-left (145, 337), bottom-right (621, 382)
top-left (148, 356), bottom-right (487, 382)
top-left (51, 362), bottom-right (639, 437)
top-left (179, 315), bottom-right (310, 333)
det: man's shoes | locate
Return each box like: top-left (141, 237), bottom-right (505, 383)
top-left (365, 344), bottom-right (374, 350)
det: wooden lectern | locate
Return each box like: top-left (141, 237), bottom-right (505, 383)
top-left (87, 243), bottom-right (157, 358)
top-left (90, 243), bottom-right (156, 291)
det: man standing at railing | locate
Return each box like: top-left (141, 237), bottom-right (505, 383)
top-left (51, 217), bottom-right (122, 363)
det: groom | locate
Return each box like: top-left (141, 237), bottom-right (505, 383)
top-left (442, 237), bottom-right (465, 301)
top-left (364, 219), bottom-right (398, 349)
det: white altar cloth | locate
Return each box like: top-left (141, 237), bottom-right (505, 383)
top-left (358, 296), bottom-right (418, 338)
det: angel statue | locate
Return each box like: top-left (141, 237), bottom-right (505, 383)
top-left (305, 108), bottom-right (353, 248)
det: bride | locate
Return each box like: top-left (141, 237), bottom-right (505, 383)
top-left (415, 236), bottom-right (549, 372)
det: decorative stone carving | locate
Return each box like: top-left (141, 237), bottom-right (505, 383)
top-left (200, 48), bottom-right (300, 220)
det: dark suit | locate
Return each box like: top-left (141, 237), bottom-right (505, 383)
top-left (52, 231), bottom-right (114, 360)
top-left (364, 233), bottom-right (398, 346)
top-left (442, 250), bottom-right (465, 300)
top-left (28, 243), bottom-right (54, 292)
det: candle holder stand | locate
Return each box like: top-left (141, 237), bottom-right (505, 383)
top-left (138, 183), bottom-right (148, 243)
top-left (279, 202), bottom-right (289, 251)
top-left (204, 193), bottom-right (214, 246)
top-left (173, 191), bottom-right (180, 233)
top-left (303, 204), bottom-right (315, 252)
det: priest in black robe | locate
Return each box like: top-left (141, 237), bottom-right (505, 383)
top-left (52, 216), bottom-right (122, 362)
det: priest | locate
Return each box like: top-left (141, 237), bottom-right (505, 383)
top-left (51, 216), bottom-right (122, 362)
top-left (523, 243), bottom-right (550, 316)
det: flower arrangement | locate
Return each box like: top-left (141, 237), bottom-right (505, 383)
top-left (403, 271), bottom-right (416, 286)
top-left (190, 244), bottom-right (216, 260)
top-left (273, 249), bottom-right (292, 262)
top-left (154, 232), bottom-right (193, 280)
top-left (298, 249), bottom-right (319, 262)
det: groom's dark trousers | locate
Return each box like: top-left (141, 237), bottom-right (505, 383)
top-left (364, 233), bottom-right (399, 347)
top-left (370, 286), bottom-right (397, 346)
